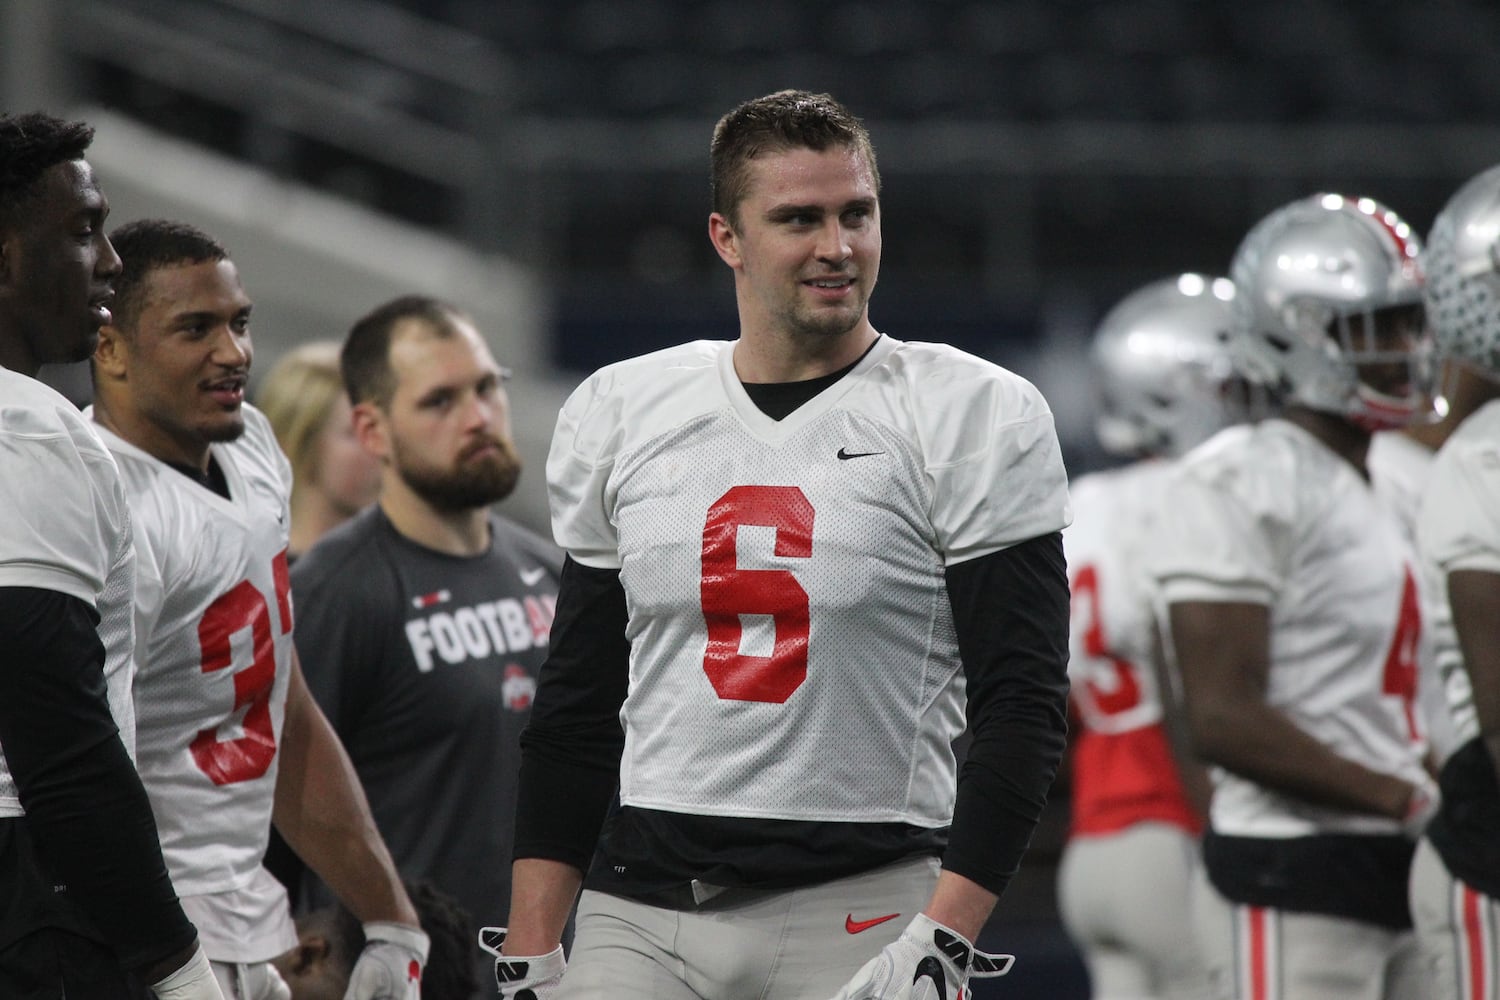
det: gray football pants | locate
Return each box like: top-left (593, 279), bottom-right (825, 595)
top-left (1191, 865), bottom-right (1426, 1000)
top-left (1057, 821), bottom-right (1211, 999)
top-left (1410, 836), bottom-right (1500, 1000)
top-left (556, 855), bottom-right (940, 1000)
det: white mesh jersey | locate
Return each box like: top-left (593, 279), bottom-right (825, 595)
top-left (1368, 430), bottom-right (1433, 544)
top-left (1064, 462), bottom-right (1175, 737)
top-left (90, 405), bottom-right (295, 956)
top-left (1368, 429), bottom-right (1457, 764)
top-left (549, 336), bottom-right (1071, 826)
top-left (1064, 460), bottom-right (1202, 835)
top-left (0, 368), bottom-right (137, 817)
top-left (1150, 419), bottom-right (1430, 838)
top-left (1416, 398), bottom-right (1500, 747)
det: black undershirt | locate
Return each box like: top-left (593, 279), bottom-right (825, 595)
top-left (0, 588), bottom-right (196, 968)
top-left (165, 456), bottom-right (230, 499)
top-left (513, 359), bottom-right (1070, 903)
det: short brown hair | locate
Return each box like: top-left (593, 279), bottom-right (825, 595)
top-left (341, 294), bottom-right (469, 408)
top-left (709, 90), bottom-right (879, 229)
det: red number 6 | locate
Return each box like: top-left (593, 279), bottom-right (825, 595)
top-left (700, 486), bottom-right (814, 703)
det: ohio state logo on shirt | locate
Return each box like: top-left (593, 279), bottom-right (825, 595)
top-left (502, 664), bottom-right (536, 712)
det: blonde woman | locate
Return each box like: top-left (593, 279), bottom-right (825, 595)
top-left (257, 341), bottom-right (382, 561)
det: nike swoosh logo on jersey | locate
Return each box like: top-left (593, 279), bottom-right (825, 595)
top-left (519, 567), bottom-right (547, 586)
top-left (837, 448), bottom-right (885, 460)
top-left (845, 912), bottom-right (901, 934)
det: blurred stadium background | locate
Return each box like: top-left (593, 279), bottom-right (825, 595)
top-left (9, 1), bottom-right (1500, 994)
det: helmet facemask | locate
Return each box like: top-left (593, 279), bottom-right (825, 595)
top-left (1232, 193), bottom-right (1436, 431)
top-left (1322, 302), bottom-right (1438, 430)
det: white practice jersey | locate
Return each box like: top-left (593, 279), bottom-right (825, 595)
top-left (91, 405), bottom-right (296, 958)
top-left (1368, 429), bottom-right (1457, 764)
top-left (1151, 419), bottom-right (1429, 838)
top-left (1369, 430), bottom-right (1434, 544)
top-left (1065, 462), bottom-right (1175, 736)
top-left (0, 368), bottom-right (137, 816)
top-left (1416, 398), bottom-right (1500, 747)
top-left (549, 337), bottom-right (1071, 827)
top-left (1064, 460), bottom-right (1202, 836)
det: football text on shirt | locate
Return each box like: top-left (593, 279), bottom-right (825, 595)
top-left (404, 594), bottom-right (556, 672)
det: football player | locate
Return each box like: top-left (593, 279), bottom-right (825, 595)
top-left (1152, 194), bottom-right (1439, 999)
top-left (0, 112), bottom-right (222, 1000)
top-left (1408, 163), bottom-right (1500, 1000)
top-left (488, 89), bottom-right (1073, 1000)
top-left (1059, 273), bottom-right (1265, 1000)
top-left (87, 219), bottom-right (427, 1000)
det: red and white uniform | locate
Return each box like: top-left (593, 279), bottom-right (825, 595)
top-left (548, 336), bottom-right (1070, 827)
top-left (1410, 399), bottom-right (1500, 1000)
top-left (1414, 400), bottom-right (1500, 750)
top-left (1153, 420), bottom-right (1429, 839)
top-left (1059, 460), bottom-right (1208, 999)
top-left (1152, 419), bottom-right (1430, 1000)
top-left (91, 405), bottom-right (297, 963)
top-left (1369, 429), bottom-right (1458, 766)
top-left (0, 369), bottom-right (137, 813)
top-left (1064, 461), bottom-right (1201, 838)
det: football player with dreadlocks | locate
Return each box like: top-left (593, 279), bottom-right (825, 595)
top-left (1058, 273), bottom-right (1269, 1000)
top-left (1407, 164), bottom-right (1500, 1000)
top-left (1151, 194), bottom-right (1439, 999)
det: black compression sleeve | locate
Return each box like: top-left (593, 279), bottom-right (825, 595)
top-left (513, 557), bottom-right (630, 869)
top-left (942, 533), bottom-right (1070, 896)
top-left (0, 587), bottom-right (196, 971)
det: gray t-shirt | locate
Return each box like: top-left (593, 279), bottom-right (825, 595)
top-left (289, 504), bottom-right (561, 948)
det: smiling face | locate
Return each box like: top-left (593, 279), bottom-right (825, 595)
top-left (0, 159), bottom-right (121, 373)
top-left (709, 144), bottom-right (881, 348)
top-left (94, 258), bottom-right (253, 469)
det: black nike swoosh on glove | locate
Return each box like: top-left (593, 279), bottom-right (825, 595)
top-left (913, 956), bottom-right (948, 999)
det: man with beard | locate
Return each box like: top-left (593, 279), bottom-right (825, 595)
top-left (288, 295), bottom-right (561, 999)
top-left (88, 220), bottom-right (427, 1000)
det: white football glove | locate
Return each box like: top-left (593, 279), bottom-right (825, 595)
top-left (344, 921), bottom-right (429, 1000)
top-left (826, 913), bottom-right (1014, 1000)
top-left (477, 926), bottom-right (566, 1000)
top-left (1402, 773), bottom-right (1441, 840)
top-left (149, 945), bottom-right (226, 1000)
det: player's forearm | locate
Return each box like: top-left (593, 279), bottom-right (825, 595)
top-left (1150, 622), bottom-right (1213, 821)
top-left (1190, 697), bottom-right (1412, 818)
top-left (921, 870), bottom-right (998, 943)
top-left (503, 857), bottom-right (584, 955)
top-left (273, 659), bottom-right (417, 927)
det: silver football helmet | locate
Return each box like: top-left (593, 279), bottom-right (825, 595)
top-left (1091, 273), bottom-right (1264, 458)
top-left (1425, 164), bottom-right (1500, 377)
top-left (1229, 193), bottom-right (1435, 429)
